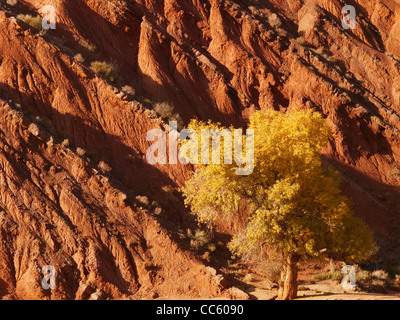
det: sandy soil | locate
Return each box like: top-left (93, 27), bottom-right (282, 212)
top-left (244, 278), bottom-right (400, 300)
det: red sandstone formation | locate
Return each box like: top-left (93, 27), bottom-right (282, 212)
top-left (0, 0), bottom-right (399, 299)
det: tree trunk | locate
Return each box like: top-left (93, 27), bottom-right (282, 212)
top-left (277, 253), bottom-right (299, 300)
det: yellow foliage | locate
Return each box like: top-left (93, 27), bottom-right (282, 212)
top-left (182, 109), bottom-right (374, 263)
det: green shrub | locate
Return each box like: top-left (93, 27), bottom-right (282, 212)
top-left (90, 61), bottom-right (118, 82)
top-left (17, 14), bottom-right (43, 32)
top-left (187, 229), bottom-right (215, 252)
top-left (143, 98), bottom-right (153, 107)
top-left (314, 270), bottom-right (343, 282)
top-left (86, 151), bottom-right (99, 162)
top-left (356, 270), bottom-right (372, 283)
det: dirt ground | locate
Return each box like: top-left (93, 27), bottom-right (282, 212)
top-left (243, 275), bottom-right (400, 300)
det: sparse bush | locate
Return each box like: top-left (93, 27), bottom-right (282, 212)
top-left (28, 123), bottom-right (40, 136)
top-left (187, 229), bottom-right (215, 252)
top-left (371, 278), bottom-right (386, 287)
top-left (150, 200), bottom-right (164, 216)
top-left (314, 270), bottom-right (343, 282)
top-left (249, 6), bottom-right (258, 15)
top-left (243, 274), bottom-right (254, 282)
top-left (9, 109), bottom-right (23, 121)
top-left (356, 270), bottom-right (372, 283)
top-left (268, 13), bottom-right (282, 28)
top-left (355, 268), bottom-right (392, 290)
top-left (98, 161), bottom-right (112, 173)
top-left (76, 147), bottom-right (86, 157)
top-left (136, 195), bottom-right (149, 206)
top-left (61, 139), bottom-right (70, 147)
top-left (17, 14), bottom-right (43, 32)
top-left (276, 28), bottom-right (287, 37)
top-left (161, 185), bottom-right (174, 194)
top-left (121, 85), bottom-right (136, 96)
top-left (74, 35), bottom-right (96, 52)
top-left (153, 102), bottom-right (183, 128)
top-left (261, 259), bottom-right (283, 283)
top-left (390, 167), bottom-right (400, 181)
top-left (90, 61), bottom-right (118, 82)
top-left (153, 102), bottom-right (175, 119)
top-left (372, 270), bottom-right (389, 280)
top-left (73, 53), bottom-right (85, 63)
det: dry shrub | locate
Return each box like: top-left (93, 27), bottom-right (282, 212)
top-left (314, 270), bottom-right (343, 282)
top-left (356, 270), bottom-right (372, 283)
top-left (136, 195), bottom-right (149, 206)
top-left (28, 123), bottom-right (40, 136)
top-left (76, 147), bottom-right (86, 156)
top-left (74, 35), bottom-right (96, 52)
top-left (17, 14), bottom-right (43, 32)
top-left (260, 259), bottom-right (283, 283)
top-left (90, 61), bottom-right (118, 82)
top-left (73, 54), bottom-right (85, 63)
top-left (98, 161), bottom-right (112, 173)
top-left (153, 102), bottom-right (175, 119)
top-left (268, 13), bottom-right (282, 28)
top-left (161, 185), bottom-right (174, 194)
top-left (153, 102), bottom-right (183, 128)
top-left (61, 139), bottom-right (70, 147)
top-left (187, 229), bottom-right (215, 252)
top-left (371, 270), bottom-right (389, 280)
top-left (243, 273), bottom-right (254, 282)
top-left (276, 28), bottom-right (287, 37)
top-left (122, 85), bottom-right (136, 96)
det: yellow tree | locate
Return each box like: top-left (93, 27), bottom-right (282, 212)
top-left (181, 109), bottom-right (374, 300)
